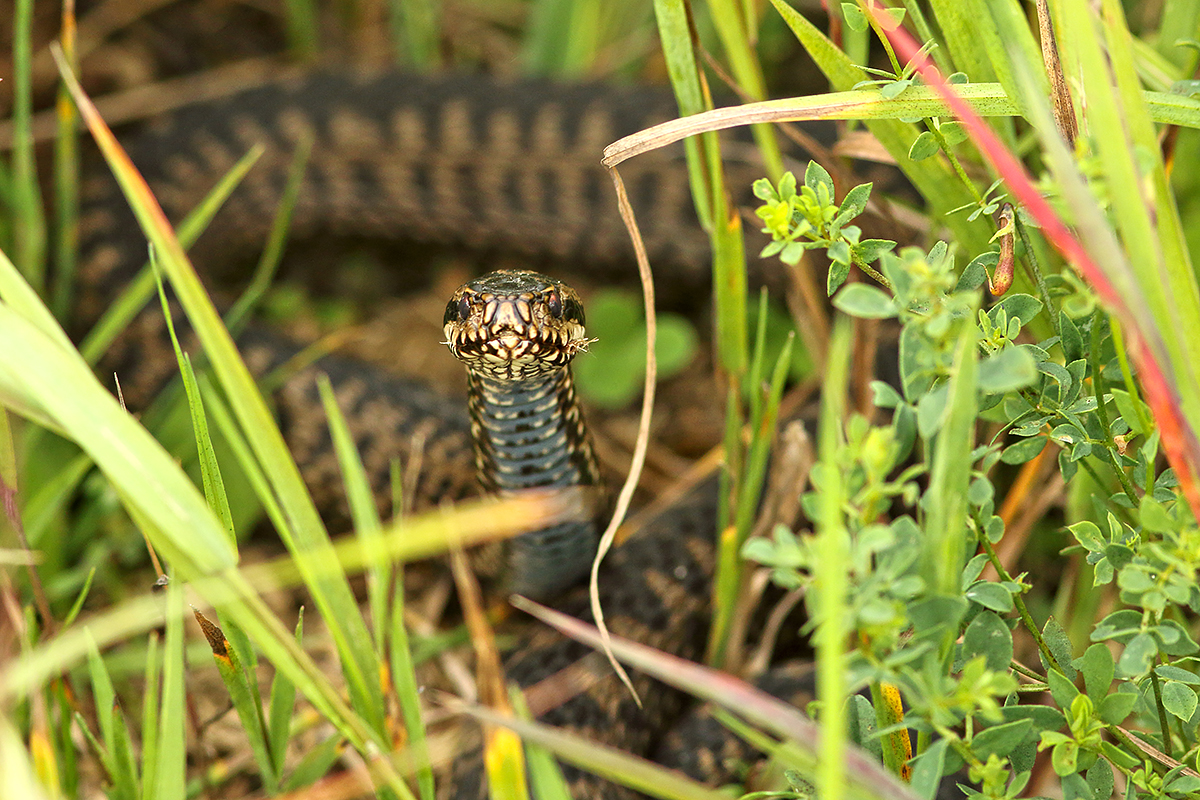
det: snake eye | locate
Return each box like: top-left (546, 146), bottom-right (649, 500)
top-left (457, 295), bottom-right (473, 321)
top-left (563, 296), bottom-right (584, 325)
top-left (546, 291), bottom-right (563, 319)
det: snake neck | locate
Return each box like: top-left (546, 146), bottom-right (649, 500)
top-left (466, 367), bottom-right (598, 492)
top-left (466, 366), bottom-right (600, 597)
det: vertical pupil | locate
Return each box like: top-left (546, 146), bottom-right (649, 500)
top-left (458, 296), bottom-right (472, 321)
top-left (547, 291), bottom-right (563, 318)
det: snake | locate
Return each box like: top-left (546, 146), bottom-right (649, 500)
top-left (75, 70), bottom-right (832, 797)
top-left (442, 270), bottom-right (601, 598)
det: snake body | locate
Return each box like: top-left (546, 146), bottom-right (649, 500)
top-left (444, 270), bottom-right (601, 597)
top-left (77, 70), bottom-right (806, 796)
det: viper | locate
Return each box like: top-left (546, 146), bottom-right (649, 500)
top-left (74, 70), bottom-right (841, 797)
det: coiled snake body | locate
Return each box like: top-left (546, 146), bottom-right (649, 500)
top-left (80, 71), bottom-right (797, 797)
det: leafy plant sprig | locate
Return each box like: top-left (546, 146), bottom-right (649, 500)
top-left (753, 164), bottom-right (894, 294)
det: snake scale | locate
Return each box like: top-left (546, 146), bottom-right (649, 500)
top-left (76, 70), bottom-right (824, 797)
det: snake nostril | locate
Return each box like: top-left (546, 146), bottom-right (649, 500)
top-left (546, 290), bottom-right (563, 319)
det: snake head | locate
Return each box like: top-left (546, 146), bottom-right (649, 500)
top-left (443, 270), bottom-right (591, 381)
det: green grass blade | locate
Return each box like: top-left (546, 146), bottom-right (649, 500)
top-left (199, 376), bottom-right (284, 535)
top-left (52, 8), bottom-right (81, 321)
top-left (150, 578), bottom-right (185, 800)
top-left (0, 260), bottom-right (377, 759)
top-left (61, 566), bottom-right (96, 628)
top-left (1064, 0), bottom-right (1200, 424)
top-left (655, 0), bottom-right (749, 375)
top-left (0, 716), bottom-right (53, 800)
top-left (281, 0), bottom-right (320, 59)
top-left (0, 298), bottom-right (235, 575)
top-left (923, 328), bottom-right (977, 621)
top-left (317, 374), bottom-right (388, 649)
top-left (54, 53), bottom-right (389, 741)
top-left (10, 0), bottom-right (45, 290)
top-left (1156, 0), bottom-right (1200, 68)
top-left (708, 0), bottom-right (783, 178)
top-left (225, 137), bottom-right (311, 335)
top-left (23, 451), bottom-right (91, 547)
top-left (155, 267), bottom-right (236, 548)
top-left (654, 0), bottom-right (717, 229)
top-left (510, 686), bottom-right (573, 800)
top-left (84, 635), bottom-right (122, 787)
top-left (194, 611), bottom-right (278, 791)
top-left (78, 144), bottom-right (263, 365)
top-left (523, 0), bottom-right (599, 75)
top-left (927, 0), bottom-right (996, 83)
top-left (814, 317), bottom-right (850, 800)
top-left (280, 734), bottom-right (342, 792)
top-left (0, 247), bottom-right (74, 355)
top-left (387, 0), bottom-right (440, 69)
top-left (735, 330), bottom-right (793, 544)
top-left (140, 632), bottom-right (160, 799)
top-left (390, 585), bottom-right (434, 800)
top-left (267, 610), bottom-right (302, 781)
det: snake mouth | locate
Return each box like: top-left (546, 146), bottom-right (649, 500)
top-left (444, 270), bottom-right (591, 381)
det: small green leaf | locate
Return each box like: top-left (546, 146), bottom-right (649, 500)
top-left (881, 78), bottom-right (913, 100)
top-left (1002, 704), bottom-right (1065, 730)
top-left (1000, 436), bottom-right (1046, 465)
top-left (1097, 690), bottom-right (1137, 725)
top-left (1162, 681), bottom-right (1198, 720)
top-left (837, 182), bottom-right (873, 221)
top-left (871, 380), bottom-right (904, 408)
top-left (1076, 644), bottom-right (1114, 704)
top-left (1156, 664), bottom-right (1200, 683)
top-left (1099, 740), bottom-right (1140, 770)
top-left (846, 694), bottom-right (882, 758)
top-left (841, 4), bottom-right (868, 32)
top-left (970, 719), bottom-right (1034, 760)
top-left (804, 160), bottom-right (834, 197)
top-left (833, 283), bottom-right (896, 319)
top-left (958, 252), bottom-right (995, 291)
top-left (1047, 669), bottom-right (1079, 709)
top-left (1085, 761), bottom-right (1114, 800)
top-left (908, 737), bottom-right (948, 800)
top-left (1109, 388), bottom-right (1151, 437)
top-left (827, 259), bottom-right (851, 295)
top-left (1042, 617), bottom-right (1077, 680)
top-left (978, 346), bottom-right (1038, 393)
top-left (854, 238), bottom-right (896, 264)
top-left (1139, 497), bottom-right (1173, 533)
top-left (908, 130), bottom-right (940, 160)
top-left (963, 610), bottom-right (1014, 671)
top-left (991, 293), bottom-right (1043, 328)
top-left (1092, 610), bottom-right (1142, 642)
top-left (752, 177), bottom-right (778, 201)
top-left (965, 582), bottom-right (1015, 614)
top-left (1050, 739), bottom-right (1078, 776)
top-left (1117, 632), bottom-right (1157, 677)
top-left (939, 121), bottom-right (969, 146)
top-left (1167, 774), bottom-right (1200, 794)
